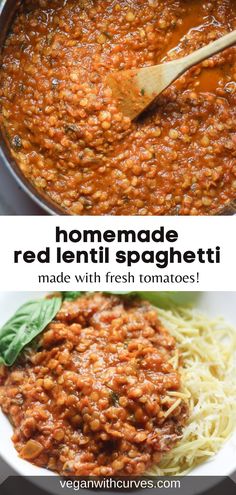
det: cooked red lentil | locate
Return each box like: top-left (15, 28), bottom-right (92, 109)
top-left (0, 0), bottom-right (236, 215)
top-left (0, 293), bottom-right (188, 476)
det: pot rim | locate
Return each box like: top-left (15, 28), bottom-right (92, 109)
top-left (0, 0), bottom-right (67, 215)
top-left (0, 141), bottom-right (67, 215)
top-left (0, 0), bottom-right (235, 217)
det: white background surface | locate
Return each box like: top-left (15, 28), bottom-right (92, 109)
top-left (0, 216), bottom-right (234, 291)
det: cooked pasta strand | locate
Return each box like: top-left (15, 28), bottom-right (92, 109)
top-left (148, 307), bottom-right (236, 476)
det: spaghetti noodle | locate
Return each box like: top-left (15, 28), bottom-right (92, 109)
top-left (148, 307), bottom-right (236, 475)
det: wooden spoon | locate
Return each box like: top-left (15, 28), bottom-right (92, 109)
top-left (106, 30), bottom-right (236, 120)
top-left (218, 199), bottom-right (236, 216)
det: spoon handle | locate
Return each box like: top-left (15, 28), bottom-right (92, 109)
top-left (181, 30), bottom-right (236, 71)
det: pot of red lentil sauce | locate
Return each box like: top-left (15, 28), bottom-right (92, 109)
top-left (0, 0), bottom-right (236, 216)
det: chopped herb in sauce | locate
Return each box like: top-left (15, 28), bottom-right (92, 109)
top-left (11, 135), bottom-right (22, 150)
top-left (51, 78), bottom-right (59, 89)
top-left (110, 391), bottom-right (120, 406)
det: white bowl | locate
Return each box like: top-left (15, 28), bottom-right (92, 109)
top-left (0, 292), bottom-right (236, 494)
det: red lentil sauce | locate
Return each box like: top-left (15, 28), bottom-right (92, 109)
top-left (0, 0), bottom-right (236, 215)
top-left (0, 293), bottom-right (188, 476)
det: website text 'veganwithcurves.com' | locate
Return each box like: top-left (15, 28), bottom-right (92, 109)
top-left (59, 478), bottom-right (181, 491)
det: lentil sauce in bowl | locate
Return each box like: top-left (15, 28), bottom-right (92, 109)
top-left (0, 293), bottom-right (189, 476)
top-left (0, 0), bottom-right (236, 216)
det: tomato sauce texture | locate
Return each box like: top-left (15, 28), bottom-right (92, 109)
top-left (0, 0), bottom-right (236, 215)
top-left (0, 294), bottom-right (188, 476)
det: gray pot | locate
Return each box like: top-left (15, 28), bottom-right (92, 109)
top-left (0, 0), bottom-right (235, 216)
top-left (0, 0), bottom-right (65, 215)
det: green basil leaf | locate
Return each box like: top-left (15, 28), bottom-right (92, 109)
top-left (106, 291), bottom-right (199, 308)
top-left (105, 291), bottom-right (133, 295)
top-left (138, 291), bottom-right (199, 308)
top-left (62, 291), bottom-right (132, 301)
top-left (62, 292), bottom-right (83, 301)
top-left (0, 296), bottom-right (62, 366)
